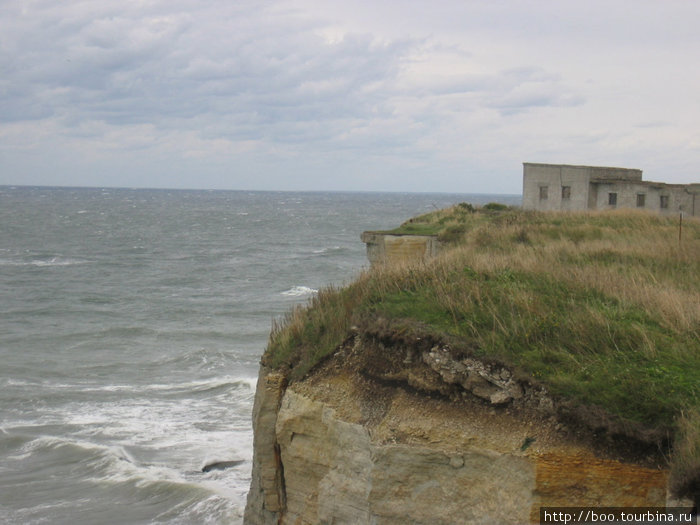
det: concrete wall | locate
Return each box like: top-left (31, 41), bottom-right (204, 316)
top-left (593, 182), bottom-right (698, 216)
top-left (523, 162), bottom-right (699, 216)
top-left (588, 166), bottom-right (643, 182)
top-left (593, 181), bottom-right (641, 211)
top-left (360, 232), bottom-right (440, 265)
top-left (523, 164), bottom-right (596, 212)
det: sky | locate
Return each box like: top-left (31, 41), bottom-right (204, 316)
top-left (1, 1), bottom-right (699, 194)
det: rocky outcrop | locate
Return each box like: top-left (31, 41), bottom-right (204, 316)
top-left (244, 368), bottom-right (287, 524)
top-left (244, 329), bottom-right (679, 524)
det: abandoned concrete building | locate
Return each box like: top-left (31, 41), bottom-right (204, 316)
top-left (522, 162), bottom-right (700, 217)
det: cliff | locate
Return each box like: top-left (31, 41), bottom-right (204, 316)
top-left (245, 207), bottom-right (700, 524)
top-left (245, 325), bottom-right (675, 524)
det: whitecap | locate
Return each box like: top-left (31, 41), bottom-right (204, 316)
top-left (312, 245), bottom-right (342, 254)
top-left (280, 286), bottom-right (318, 297)
top-left (48, 376), bottom-right (257, 398)
top-left (0, 258), bottom-right (86, 267)
top-left (28, 257), bottom-right (90, 267)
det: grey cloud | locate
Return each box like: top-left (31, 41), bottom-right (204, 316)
top-left (2, 1), bottom-right (414, 140)
top-left (0, 0), bottom-right (577, 152)
top-left (390, 63), bottom-right (583, 121)
top-left (487, 67), bottom-right (584, 115)
top-left (3, 0), bottom-right (698, 192)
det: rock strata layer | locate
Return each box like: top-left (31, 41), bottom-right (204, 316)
top-left (244, 333), bottom-right (676, 524)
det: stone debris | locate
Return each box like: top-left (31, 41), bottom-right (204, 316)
top-left (422, 345), bottom-right (523, 406)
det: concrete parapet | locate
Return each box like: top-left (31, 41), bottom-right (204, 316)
top-left (360, 232), bottom-right (440, 265)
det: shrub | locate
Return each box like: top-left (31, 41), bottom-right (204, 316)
top-left (483, 202), bottom-right (509, 211)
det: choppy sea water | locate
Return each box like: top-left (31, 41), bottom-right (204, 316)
top-left (0, 187), bottom-right (520, 524)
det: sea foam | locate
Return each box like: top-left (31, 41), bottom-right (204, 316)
top-left (280, 285), bottom-right (318, 297)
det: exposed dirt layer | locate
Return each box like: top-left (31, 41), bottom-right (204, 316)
top-left (292, 319), bottom-right (670, 470)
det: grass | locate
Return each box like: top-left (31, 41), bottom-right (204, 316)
top-left (671, 408), bottom-right (700, 502)
top-left (262, 206), bottom-right (700, 498)
top-left (378, 202), bottom-right (497, 238)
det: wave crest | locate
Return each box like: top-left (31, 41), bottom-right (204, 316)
top-left (280, 286), bottom-right (317, 297)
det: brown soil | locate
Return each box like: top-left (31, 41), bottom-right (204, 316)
top-left (291, 320), bottom-right (669, 470)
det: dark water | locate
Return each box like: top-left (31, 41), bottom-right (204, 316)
top-left (0, 187), bottom-right (520, 524)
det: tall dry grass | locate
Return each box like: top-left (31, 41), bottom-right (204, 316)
top-left (445, 210), bottom-right (700, 333)
top-left (670, 408), bottom-right (700, 504)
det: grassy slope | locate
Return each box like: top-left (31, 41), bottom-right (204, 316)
top-left (262, 205), bottom-right (700, 499)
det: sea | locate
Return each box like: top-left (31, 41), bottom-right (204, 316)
top-left (0, 186), bottom-right (520, 524)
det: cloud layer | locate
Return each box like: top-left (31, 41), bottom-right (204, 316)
top-left (1, 1), bottom-right (699, 192)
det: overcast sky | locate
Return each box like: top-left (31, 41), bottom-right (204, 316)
top-left (1, 1), bottom-right (699, 193)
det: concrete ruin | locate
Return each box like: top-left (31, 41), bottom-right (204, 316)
top-left (360, 232), bottom-right (440, 265)
top-left (522, 163), bottom-right (700, 216)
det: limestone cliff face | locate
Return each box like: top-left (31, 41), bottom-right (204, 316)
top-left (245, 369), bottom-right (287, 524)
top-left (244, 330), bottom-right (673, 525)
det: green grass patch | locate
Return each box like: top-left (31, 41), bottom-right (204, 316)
top-left (368, 266), bottom-right (698, 426)
top-left (379, 202), bottom-right (514, 240)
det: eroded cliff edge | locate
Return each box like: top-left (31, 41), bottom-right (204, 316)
top-left (244, 323), bottom-right (676, 525)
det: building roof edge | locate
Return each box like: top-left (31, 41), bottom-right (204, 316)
top-left (523, 162), bottom-right (642, 172)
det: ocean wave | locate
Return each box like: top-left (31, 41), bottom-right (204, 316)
top-left (16, 436), bottom-right (208, 483)
top-left (14, 436), bottom-right (218, 492)
top-left (171, 495), bottom-right (244, 524)
top-left (8, 434), bottom-right (250, 492)
top-left (312, 245), bottom-right (343, 254)
top-left (0, 429), bottom-right (34, 458)
top-left (0, 256), bottom-right (92, 267)
top-left (3, 378), bottom-right (39, 388)
top-left (55, 398), bottom-right (254, 453)
top-left (16, 376), bottom-right (256, 397)
top-left (150, 377), bottom-right (257, 398)
top-left (147, 347), bottom-right (244, 371)
top-left (16, 435), bottom-right (137, 478)
top-left (280, 285), bottom-right (318, 297)
top-left (1, 433), bottom-right (248, 523)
